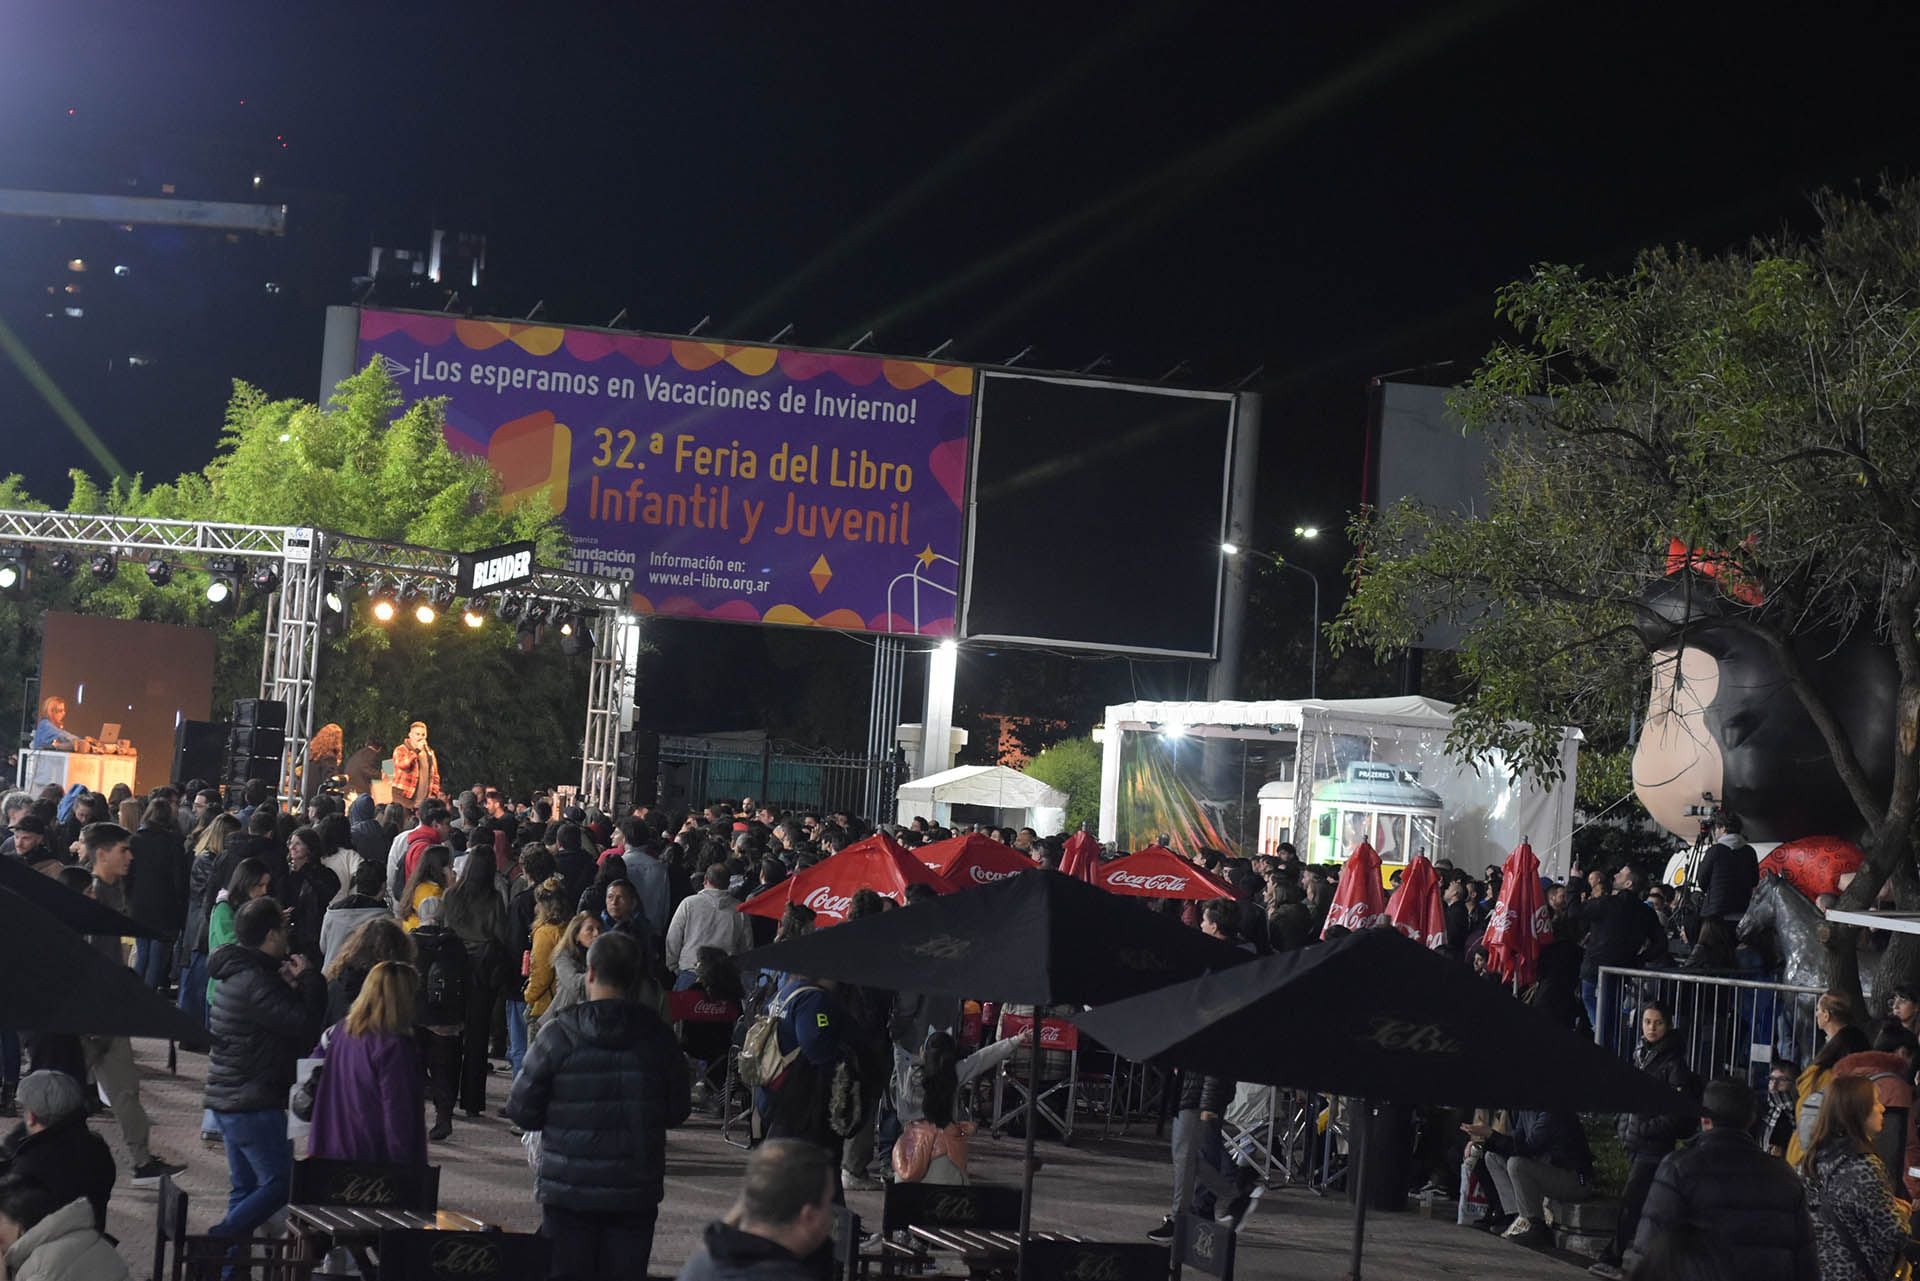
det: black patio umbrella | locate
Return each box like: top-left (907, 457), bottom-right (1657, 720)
top-left (0, 848), bottom-right (158, 938)
top-left (1075, 927), bottom-right (1693, 1279)
top-left (737, 870), bottom-right (1249, 1257)
top-left (0, 886), bottom-right (210, 1048)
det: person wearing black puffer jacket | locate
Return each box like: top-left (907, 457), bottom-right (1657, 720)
top-left (1145, 1067), bottom-right (1236, 1244)
top-left (203, 897), bottom-right (326, 1246)
top-left (1462, 1108), bottom-right (1593, 1248)
top-left (1589, 1001), bottom-right (1699, 1279)
top-left (1628, 1077), bottom-right (1815, 1281)
top-left (508, 930), bottom-right (691, 1281)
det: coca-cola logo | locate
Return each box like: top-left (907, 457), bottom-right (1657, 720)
top-left (1530, 904), bottom-right (1553, 938)
top-left (1109, 871), bottom-right (1189, 892)
top-left (1483, 904), bottom-right (1517, 940)
top-left (968, 864), bottom-right (1015, 884)
top-left (691, 999), bottom-right (731, 1017)
top-left (1365, 1016), bottom-right (1463, 1055)
top-left (802, 886), bottom-right (853, 918)
top-left (1326, 902), bottom-right (1378, 930)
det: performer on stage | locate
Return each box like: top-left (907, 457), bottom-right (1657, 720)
top-left (392, 721), bottom-right (443, 813)
top-left (304, 723), bottom-right (345, 799)
top-left (341, 734), bottom-right (384, 799)
top-left (31, 696), bottom-right (93, 752)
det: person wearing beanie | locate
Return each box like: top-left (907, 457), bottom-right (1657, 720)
top-left (0, 1071), bottom-right (116, 1231)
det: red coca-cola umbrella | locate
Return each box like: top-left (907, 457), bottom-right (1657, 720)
top-left (1383, 853), bottom-right (1447, 950)
top-left (1059, 829), bottom-right (1102, 883)
top-left (1322, 841), bottom-right (1386, 936)
top-left (1096, 844), bottom-right (1236, 901)
top-left (739, 832), bottom-right (952, 925)
top-left (915, 832), bottom-right (1035, 890)
top-left (1484, 841), bottom-right (1553, 987)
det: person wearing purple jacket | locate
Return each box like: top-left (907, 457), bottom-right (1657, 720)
top-left (307, 962), bottom-right (427, 1165)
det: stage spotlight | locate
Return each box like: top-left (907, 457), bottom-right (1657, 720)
top-left (250, 563), bottom-right (280, 593)
top-left (0, 551), bottom-right (26, 592)
top-left (559, 614), bottom-right (594, 657)
top-left (88, 551), bottom-right (117, 580)
top-left (47, 551), bottom-right (76, 579)
top-left (516, 617), bottom-right (540, 653)
top-left (461, 601), bottom-right (486, 628)
top-left (495, 595), bottom-right (523, 623)
top-left (523, 600), bottom-right (548, 627)
top-left (405, 581), bottom-right (438, 625)
top-left (368, 578), bottom-right (398, 623)
top-left (323, 573), bottom-right (345, 614)
top-left (205, 557), bottom-right (240, 605)
top-left (145, 558), bottom-right (172, 587)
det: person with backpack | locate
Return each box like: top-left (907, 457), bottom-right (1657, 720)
top-left (747, 973), bottom-right (853, 1177)
top-left (1787, 995), bottom-right (1871, 1169)
top-left (408, 895), bottom-right (470, 1141)
top-left (889, 1028), bottom-right (1030, 1186)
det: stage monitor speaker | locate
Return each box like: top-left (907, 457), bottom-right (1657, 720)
top-left (173, 720), bottom-right (230, 786)
top-left (231, 698), bottom-right (287, 732)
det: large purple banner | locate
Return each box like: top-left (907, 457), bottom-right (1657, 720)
top-left (355, 309), bottom-right (972, 636)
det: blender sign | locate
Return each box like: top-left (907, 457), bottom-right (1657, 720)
top-left (457, 540), bottom-right (537, 595)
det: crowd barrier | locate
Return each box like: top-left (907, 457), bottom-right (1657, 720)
top-left (1595, 965), bottom-right (1823, 1084)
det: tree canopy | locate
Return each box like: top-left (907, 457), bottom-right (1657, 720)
top-left (2, 362), bottom-right (585, 794)
top-left (1337, 181), bottom-right (1920, 981)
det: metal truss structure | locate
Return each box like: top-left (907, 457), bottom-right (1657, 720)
top-left (0, 509), bottom-right (632, 810)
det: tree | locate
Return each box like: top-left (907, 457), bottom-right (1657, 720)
top-left (1025, 736), bottom-right (1102, 833)
top-left (3, 362), bottom-right (583, 794)
top-left (1336, 181), bottom-right (1920, 1006)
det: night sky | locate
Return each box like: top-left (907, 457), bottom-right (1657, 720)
top-left (6, 1), bottom-right (1920, 747)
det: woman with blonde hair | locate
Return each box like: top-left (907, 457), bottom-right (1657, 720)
top-left (521, 879), bottom-right (572, 1030)
top-left (545, 912), bottom-right (602, 1022)
top-left (1800, 1073), bottom-right (1910, 1281)
top-left (306, 960), bottom-right (427, 1164)
top-left (1787, 993), bottom-right (1871, 1167)
top-left (397, 844), bottom-right (452, 932)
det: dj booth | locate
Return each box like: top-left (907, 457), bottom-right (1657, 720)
top-left (17, 749), bottom-right (139, 797)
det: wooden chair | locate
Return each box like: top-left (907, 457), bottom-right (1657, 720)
top-left (1176, 1211), bottom-right (1237, 1279)
top-left (154, 1178), bottom-right (312, 1281)
top-left (288, 1158), bottom-right (440, 1212)
top-left (374, 1230), bottom-right (549, 1280)
top-left (1017, 1241), bottom-right (1170, 1281)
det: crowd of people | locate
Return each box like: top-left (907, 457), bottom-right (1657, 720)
top-left (1, 779), bottom-right (1914, 1280)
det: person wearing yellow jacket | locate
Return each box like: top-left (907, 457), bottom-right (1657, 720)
top-left (1787, 995), bottom-right (1869, 1168)
top-left (522, 878), bottom-right (571, 1027)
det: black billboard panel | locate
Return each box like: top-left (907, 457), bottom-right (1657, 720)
top-left (962, 373), bottom-right (1236, 657)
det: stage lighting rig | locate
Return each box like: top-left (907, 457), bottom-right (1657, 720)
top-left (88, 551), bottom-right (117, 581)
top-left (145, 558), bottom-right (172, 587)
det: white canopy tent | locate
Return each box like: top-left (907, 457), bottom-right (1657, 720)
top-left (1097, 695), bottom-right (1582, 879)
top-left (896, 765), bottom-right (1069, 835)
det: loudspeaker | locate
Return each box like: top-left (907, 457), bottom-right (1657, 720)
top-left (225, 722), bottom-right (284, 791)
top-left (173, 720), bottom-right (230, 786)
top-left (231, 698), bottom-right (287, 731)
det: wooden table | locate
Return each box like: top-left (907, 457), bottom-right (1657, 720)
top-left (286, 1205), bottom-right (490, 1275)
top-left (906, 1225), bottom-right (1084, 1277)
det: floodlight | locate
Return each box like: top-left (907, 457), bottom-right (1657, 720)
top-left (205, 557), bottom-right (240, 604)
top-left (145, 558), bottom-right (172, 587)
top-left (250, 563), bottom-right (280, 593)
top-left (88, 552), bottom-right (117, 580)
top-left (461, 602), bottom-right (486, 628)
top-left (47, 551), bottom-right (76, 578)
top-left (0, 552), bottom-right (23, 592)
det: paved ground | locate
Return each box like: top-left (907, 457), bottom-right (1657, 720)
top-left (94, 1038), bottom-right (1587, 1279)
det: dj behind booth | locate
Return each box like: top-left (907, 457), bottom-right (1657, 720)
top-left (19, 694), bottom-right (139, 795)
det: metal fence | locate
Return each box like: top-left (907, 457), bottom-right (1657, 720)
top-left (655, 734), bottom-right (905, 822)
top-left (1596, 966), bottom-right (1824, 1085)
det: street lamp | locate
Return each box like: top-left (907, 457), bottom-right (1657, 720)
top-left (1221, 542), bottom-right (1320, 698)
